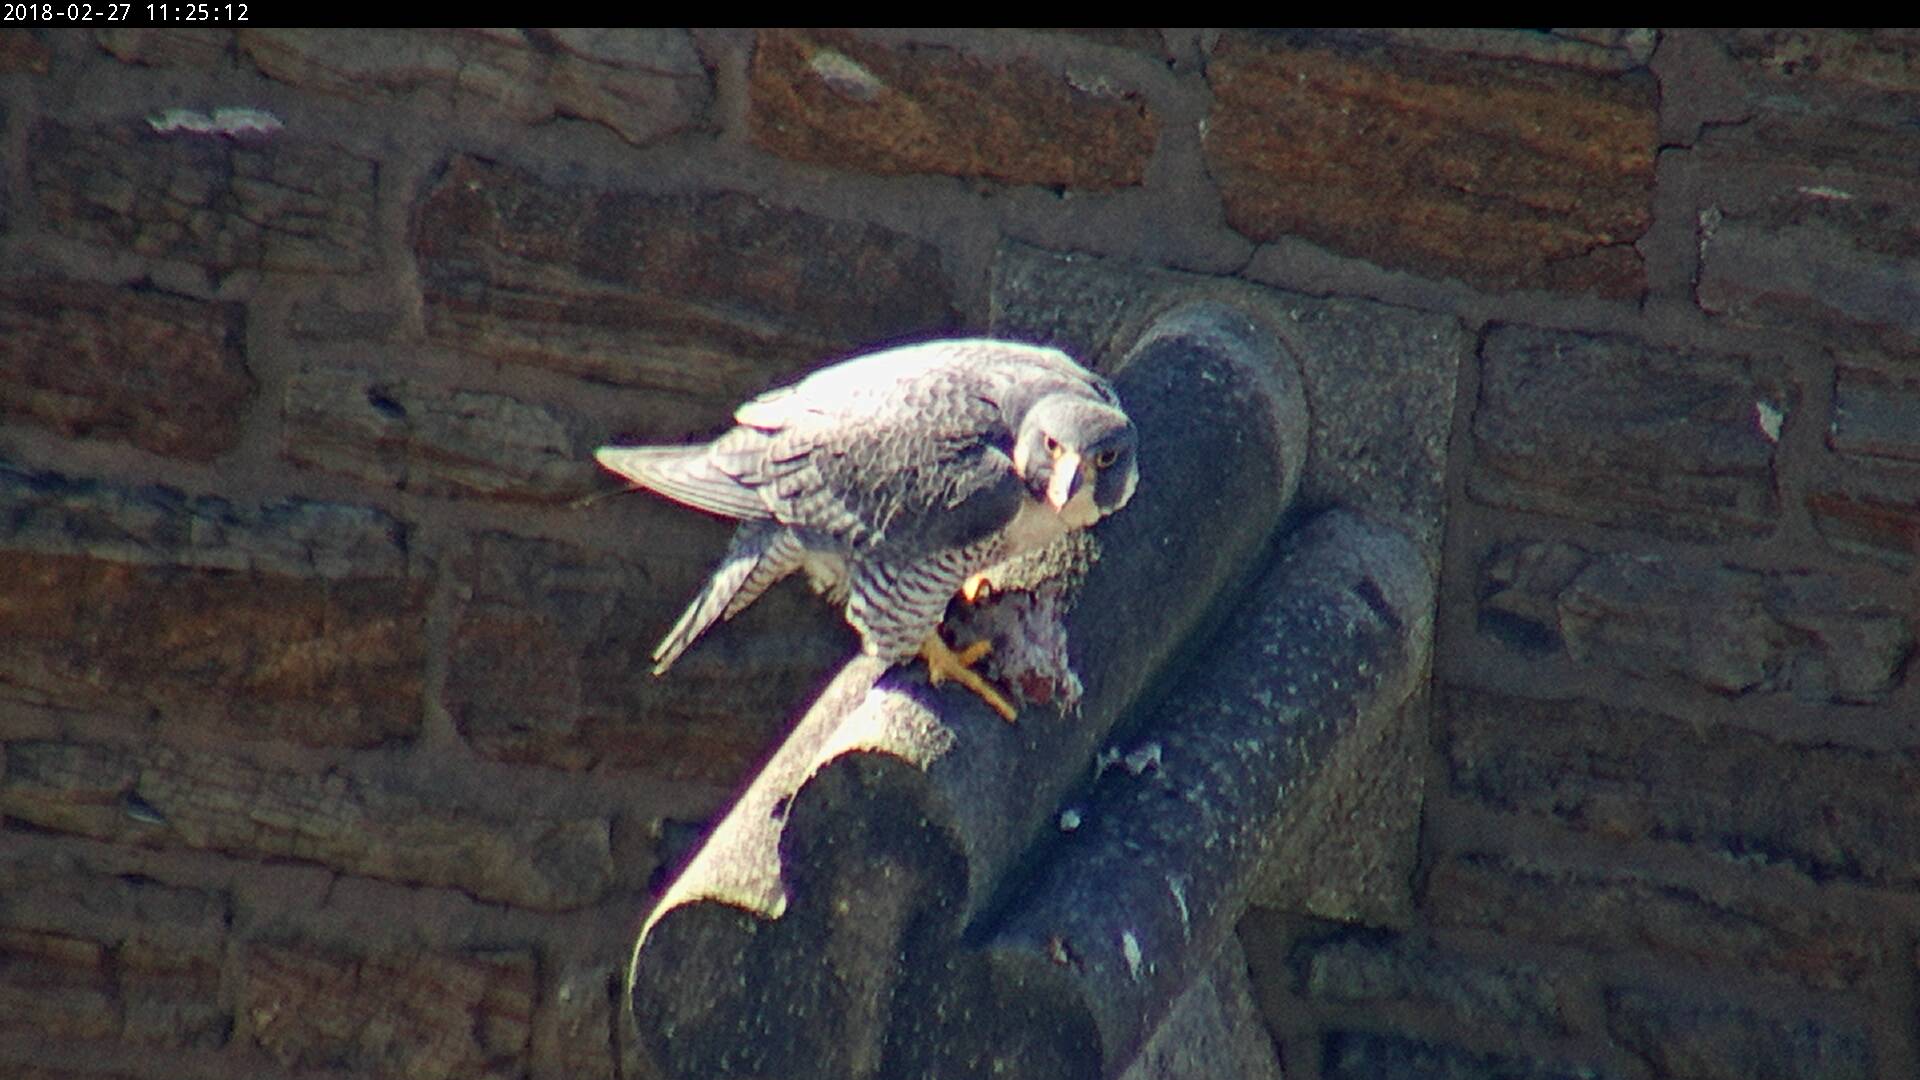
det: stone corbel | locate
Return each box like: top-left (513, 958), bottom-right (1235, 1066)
top-left (628, 302), bottom-right (1432, 1079)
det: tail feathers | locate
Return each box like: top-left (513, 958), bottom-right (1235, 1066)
top-left (596, 445), bottom-right (767, 521)
top-left (651, 529), bottom-right (805, 674)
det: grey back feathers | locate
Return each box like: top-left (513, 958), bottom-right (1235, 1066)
top-left (596, 338), bottom-right (1138, 674)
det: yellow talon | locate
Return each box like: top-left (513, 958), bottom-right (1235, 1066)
top-left (919, 632), bottom-right (1017, 722)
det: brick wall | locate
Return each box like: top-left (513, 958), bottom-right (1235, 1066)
top-left (0, 28), bottom-right (1914, 1080)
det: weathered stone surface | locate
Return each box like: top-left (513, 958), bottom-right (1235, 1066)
top-left (0, 845), bottom-right (229, 1048)
top-left (1427, 848), bottom-right (1890, 991)
top-left (1696, 169), bottom-right (1920, 359)
top-left (1323, 1030), bottom-right (1618, 1080)
top-left (283, 367), bottom-right (598, 502)
top-left (531, 964), bottom-right (617, 1080)
top-left (1442, 685), bottom-right (1920, 895)
top-left (241, 28), bottom-right (710, 146)
top-left (0, 550), bottom-right (425, 747)
top-left (0, 280), bottom-right (252, 460)
top-left (1607, 984), bottom-right (1874, 1080)
top-left (1807, 467), bottom-right (1920, 572)
top-left (1205, 31), bottom-right (1655, 297)
top-left (0, 927), bottom-right (118, 1041)
top-left (749, 29), bottom-right (1156, 189)
top-left (446, 531), bottom-right (842, 779)
top-left (1478, 541), bottom-right (1913, 703)
top-left (0, 465), bottom-right (410, 578)
top-left (1691, 34), bottom-right (1920, 356)
top-left (415, 156), bottom-right (960, 418)
top-left (1119, 936), bottom-right (1283, 1080)
top-left (243, 942), bottom-right (533, 1080)
top-left (1720, 29), bottom-right (1920, 94)
top-left (1290, 927), bottom-right (1571, 1034)
top-left (0, 740), bottom-right (612, 911)
top-left (1830, 364), bottom-right (1920, 463)
top-left (95, 28), bottom-right (235, 67)
top-left (0, 30), bottom-right (50, 72)
top-left (30, 117), bottom-right (376, 276)
top-left (1470, 326), bottom-right (1791, 541)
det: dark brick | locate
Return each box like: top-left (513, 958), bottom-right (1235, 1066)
top-left (1476, 542), bottom-right (1913, 703)
top-left (1443, 684), bottom-right (1920, 892)
top-left (243, 942), bottom-right (533, 1080)
top-left (1426, 847), bottom-right (1891, 991)
top-left (0, 551), bottom-right (425, 748)
top-left (0, 741), bottom-right (612, 911)
top-left (282, 367), bottom-right (598, 502)
top-left (1293, 928), bottom-right (1572, 1034)
top-left (240, 28), bottom-right (710, 147)
top-left (0, 927), bottom-right (118, 1041)
top-left (1691, 33), bottom-right (1920, 356)
top-left (1807, 469), bottom-right (1920, 572)
top-left (0, 464), bottom-right (409, 578)
top-left (1470, 326), bottom-right (1790, 542)
top-left (1720, 29), bottom-right (1920, 91)
top-left (1323, 1029), bottom-right (1617, 1080)
top-left (414, 156), bottom-right (961, 419)
top-left (0, 280), bottom-right (252, 461)
top-left (1830, 364), bottom-right (1920, 463)
top-left (446, 532), bottom-right (844, 780)
top-left (1205, 31), bottom-right (1655, 297)
top-left (0, 845), bottom-right (228, 1048)
top-left (30, 116), bottom-right (375, 276)
top-left (749, 29), bottom-right (1156, 189)
top-left (1608, 984), bottom-right (1873, 1080)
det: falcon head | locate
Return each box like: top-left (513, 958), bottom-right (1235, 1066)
top-left (1013, 395), bottom-right (1139, 527)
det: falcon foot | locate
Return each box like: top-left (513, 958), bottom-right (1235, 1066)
top-left (919, 632), bottom-right (1017, 722)
top-left (961, 572), bottom-right (994, 603)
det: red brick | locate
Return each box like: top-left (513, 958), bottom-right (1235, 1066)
top-left (1206, 32), bottom-right (1654, 297)
top-left (0, 280), bottom-right (252, 461)
top-left (749, 29), bottom-right (1156, 189)
top-left (0, 551), bottom-right (424, 748)
top-left (414, 156), bottom-right (960, 417)
top-left (243, 943), bottom-right (533, 1080)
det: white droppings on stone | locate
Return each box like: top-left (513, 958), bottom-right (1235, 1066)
top-left (148, 107), bottom-right (283, 137)
top-left (808, 49), bottom-right (885, 102)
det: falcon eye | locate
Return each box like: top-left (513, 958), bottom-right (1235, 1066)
top-left (1044, 434), bottom-right (1063, 458)
top-left (1093, 447), bottom-right (1120, 469)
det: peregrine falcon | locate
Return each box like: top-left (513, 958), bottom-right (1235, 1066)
top-left (595, 339), bottom-right (1139, 721)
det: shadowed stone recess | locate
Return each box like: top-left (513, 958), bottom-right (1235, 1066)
top-left (628, 306), bottom-right (1306, 1079)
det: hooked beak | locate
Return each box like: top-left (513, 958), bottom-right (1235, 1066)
top-left (1046, 451), bottom-right (1083, 510)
